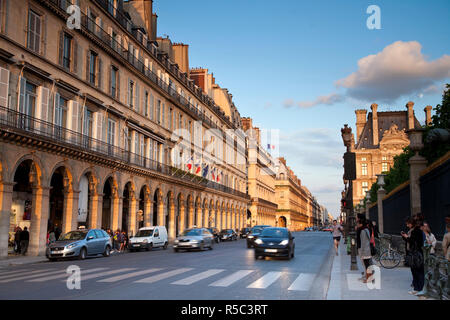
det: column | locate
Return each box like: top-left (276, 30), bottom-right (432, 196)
top-left (62, 189), bottom-right (80, 234)
top-left (196, 204), bottom-right (202, 227)
top-left (128, 193), bottom-right (138, 236)
top-left (111, 195), bottom-right (122, 232)
top-left (157, 197), bottom-right (164, 226)
top-left (89, 192), bottom-right (103, 229)
top-left (188, 200), bottom-right (194, 228)
top-left (0, 182), bottom-right (14, 258)
top-left (144, 195), bottom-right (152, 228)
top-left (169, 200), bottom-right (175, 240)
top-left (29, 186), bottom-right (51, 256)
top-left (409, 155), bottom-right (427, 216)
top-left (204, 206), bottom-right (209, 228)
top-left (179, 201), bottom-right (185, 233)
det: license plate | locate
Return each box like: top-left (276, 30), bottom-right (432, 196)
top-left (133, 244), bottom-right (140, 247)
top-left (265, 249), bottom-right (277, 253)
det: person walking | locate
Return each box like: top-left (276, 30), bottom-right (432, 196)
top-left (357, 219), bottom-right (373, 283)
top-left (422, 222), bottom-right (437, 255)
top-left (20, 227), bottom-right (29, 255)
top-left (331, 220), bottom-right (344, 255)
top-left (401, 217), bottom-right (425, 295)
top-left (14, 226), bottom-right (22, 254)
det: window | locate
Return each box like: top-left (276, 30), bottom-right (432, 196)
top-left (110, 66), bottom-right (118, 98)
top-left (27, 10), bottom-right (41, 53)
top-left (62, 33), bottom-right (72, 69)
top-left (156, 100), bottom-right (161, 124)
top-left (382, 162), bottom-right (389, 172)
top-left (55, 95), bottom-right (67, 128)
top-left (361, 163), bottom-right (368, 176)
top-left (169, 107), bottom-right (173, 130)
top-left (107, 119), bottom-right (116, 146)
top-left (144, 91), bottom-right (149, 117)
top-left (128, 80), bottom-right (134, 108)
top-left (362, 182), bottom-right (369, 196)
top-left (89, 51), bottom-right (97, 84)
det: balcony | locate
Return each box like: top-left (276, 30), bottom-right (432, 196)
top-left (0, 106), bottom-right (249, 199)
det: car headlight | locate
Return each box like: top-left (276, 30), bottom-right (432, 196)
top-left (66, 242), bottom-right (79, 249)
top-left (279, 240), bottom-right (289, 246)
top-left (248, 235), bottom-right (254, 239)
top-left (191, 240), bottom-right (199, 243)
top-left (174, 240), bottom-right (179, 244)
top-left (254, 239), bottom-right (263, 245)
top-left (143, 239), bottom-right (148, 243)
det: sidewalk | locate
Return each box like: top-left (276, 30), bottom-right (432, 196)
top-left (326, 240), bottom-right (420, 300)
top-left (0, 255), bottom-right (48, 268)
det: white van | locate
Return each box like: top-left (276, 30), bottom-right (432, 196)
top-left (128, 226), bottom-right (168, 251)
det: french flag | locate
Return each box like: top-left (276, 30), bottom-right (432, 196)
top-left (195, 161), bottom-right (201, 174)
top-left (186, 156), bottom-right (193, 171)
top-left (211, 167), bottom-right (216, 181)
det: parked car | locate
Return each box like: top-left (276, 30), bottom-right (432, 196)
top-left (219, 229), bottom-right (238, 241)
top-left (173, 228), bottom-right (214, 252)
top-left (246, 225), bottom-right (271, 248)
top-left (253, 227), bottom-right (295, 260)
top-left (128, 226), bottom-right (168, 251)
top-left (46, 229), bottom-right (112, 261)
top-left (207, 227), bottom-right (220, 243)
top-left (240, 227), bottom-right (251, 239)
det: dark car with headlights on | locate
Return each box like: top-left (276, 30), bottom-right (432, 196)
top-left (46, 229), bottom-right (112, 261)
top-left (207, 227), bottom-right (220, 243)
top-left (246, 225), bottom-right (271, 248)
top-left (219, 229), bottom-right (238, 241)
top-left (240, 227), bottom-right (251, 239)
top-left (253, 227), bottom-right (295, 260)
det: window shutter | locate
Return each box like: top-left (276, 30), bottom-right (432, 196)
top-left (97, 58), bottom-right (102, 89)
top-left (123, 126), bottom-right (129, 150)
top-left (142, 91), bottom-right (147, 117)
top-left (18, 77), bottom-right (27, 113)
top-left (127, 79), bottom-right (130, 106)
top-left (116, 70), bottom-right (120, 101)
top-left (38, 86), bottom-right (50, 121)
top-left (71, 101), bottom-right (79, 132)
top-left (58, 31), bottom-right (64, 66)
top-left (72, 40), bottom-right (78, 75)
top-left (95, 112), bottom-right (103, 141)
top-left (53, 92), bottom-right (60, 124)
top-left (108, 65), bottom-right (112, 96)
top-left (85, 50), bottom-right (90, 82)
top-left (150, 93), bottom-right (154, 120)
top-left (0, 67), bottom-right (10, 108)
top-left (135, 82), bottom-right (139, 113)
top-left (117, 35), bottom-right (122, 54)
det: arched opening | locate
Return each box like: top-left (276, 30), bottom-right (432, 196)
top-left (102, 177), bottom-right (114, 230)
top-left (194, 198), bottom-right (199, 226)
top-left (138, 187), bottom-right (145, 230)
top-left (153, 189), bottom-right (160, 226)
top-left (278, 216), bottom-right (287, 228)
top-left (10, 160), bottom-right (35, 255)
top-left (165, 192), bottom-right (171, 232)
top-left (176, 194), bottom-right (182, 236)
top-left (49, 167), bottom-right (66, 238)
top-left (122, 182), bottom-right (132, 234)
top-left (78, 173), bottom-right (92, 229)
top-left (185, 195), bottom-right (192, 229)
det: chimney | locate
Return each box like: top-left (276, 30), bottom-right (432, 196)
top-left (151, 13), bottom-right (157, 40)
top-left (371, 103), bottom-right (379, 146)
top-left (424, 105), bottom-right (432, 126)
top-left (355, 109), bottom-right (367, 144)
top-left (125, 0), bottom-right (154, 38)
top-left (241, 117), bottom-right (252, 132)
top-left (406, 101), bottom-right (415, 130)
top-left (172, 43), bottom-right (189, 74)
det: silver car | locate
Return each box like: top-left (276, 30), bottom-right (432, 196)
top-left (173, 228), bottom-right (214, 252)
top-left (46, 229), bottom-right (112, 261)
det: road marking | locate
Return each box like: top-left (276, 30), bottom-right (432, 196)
top-left (59, 268), bottom-right (137, 282)
top-left (0, 269), bottom-right (62, 283)
top-left (209, 270), bottom-right (255, 287)
top-left (287, 273), bottom-right (315, 291)
top-left (247, 271), bottom-right (283, 289)
top-left (0, 268), bottom-right (54, 280)
top-left (171, 269), bottom-right (225, 285)
top-left (27, 268), bottom-right (108, 282)
top-left (98, 268), bottom-right (164, 283)
top-left (134, 268), bottom-right (194, 284)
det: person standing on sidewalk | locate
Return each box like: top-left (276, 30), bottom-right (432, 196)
top-left (14, 226), bottom-right (22, 254)
top-left (20, 227), bottom-right (29, 255)
top-left (357, 219), bottom-right (373, 283)
top-left (422, 223), bottom-right (437, 255)
top-left (401, 217), bottom-right (424, 295)
top-left (331, 220), bottom-right (344, 255)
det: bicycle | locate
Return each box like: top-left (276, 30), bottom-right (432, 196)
top-left (378, 242), bottom-right (403, 269)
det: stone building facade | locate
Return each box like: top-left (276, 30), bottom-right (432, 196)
top-left (0, 0), bottom-right (249, 258)
top-left (241, 117), bottom-right (278, 227)
top-left (351, 102), bottom-right (429, 206)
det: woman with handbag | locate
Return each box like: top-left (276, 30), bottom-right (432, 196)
top-left (357, 219), bottom-right (373, 283)
top-left (401, 217), bottom-right (424, 295)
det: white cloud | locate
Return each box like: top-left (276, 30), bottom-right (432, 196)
top-left (335, 41), bottom-right (450, 102)
top-left (297, 93), bottom-right (345, 108)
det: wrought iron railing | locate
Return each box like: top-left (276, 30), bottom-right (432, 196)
top-left (0, 106), bottom-right (249, 199)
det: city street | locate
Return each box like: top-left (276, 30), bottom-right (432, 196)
top-left (0, 232), bottom-right (334, 300)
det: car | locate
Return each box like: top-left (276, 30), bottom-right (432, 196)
top-left (253, 227), bottom-right (295, 260)
top-left (46, 229), bottom-right (112, 261)
top-left (240, 227), bottom-right (251, 239)
top-left (219, 229), bottom-right (238, 241)
top-left (246, 225), bottom-right (271, 248)
top-left (128, 226), bottom-right (168, 251)
top-left (207, 227), bottom-right (220, 243)
top-left (173, 228), bottom-right (215, 252)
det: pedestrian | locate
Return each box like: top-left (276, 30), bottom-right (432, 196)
top-left (14, 226), bottom-right (22, 254)
top-left (20, 227), bottom-right (29, 255)
top-left (421, 222), bottom-right (436, 255)
top-left (443, 216), bottom-right (450, 262)
top-left (401, 216), bottom-right (425, 295)
top-left (357, 219), bottom-right (373, 283)
top-left (48, 229), bottom-right (56, 244)
top-left (120, 231), bottom-right (128, 252)
top-left (372, 221), bottom-right (379, 239)
top-left (114, 230), bottom-right (120, 251)
top-left (54, 224), bottom-right (61, 241)
top-left (331, 220), bottom-right (344, 256)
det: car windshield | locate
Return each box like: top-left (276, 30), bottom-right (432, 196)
top-left (180, 229), bottom-right (202, 236)
top-left (260, 228), bottom-right (288, 238)
top-left (59, 231), bottom-right (87, 241)
top-left (251, 227), bottom-right (263, 234)
top-left (135, 230), bottom-right (153, 237)
top-left (220, 230), bottom-right (231, 234)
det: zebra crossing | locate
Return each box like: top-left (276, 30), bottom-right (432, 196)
top-left (0, 266), bottom-right (318, 292)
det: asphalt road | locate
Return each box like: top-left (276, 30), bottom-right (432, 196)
top-left (0, 231), bottom-right (334, 300)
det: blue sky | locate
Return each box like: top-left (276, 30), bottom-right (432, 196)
top-left (153, 0), bottom-right (450, 217)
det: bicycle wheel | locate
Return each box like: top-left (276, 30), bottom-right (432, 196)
top-left (379, 250), bottom-right (401, 269)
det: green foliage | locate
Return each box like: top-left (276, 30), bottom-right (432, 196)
top-left (369, 84), bottom-right (450, 202)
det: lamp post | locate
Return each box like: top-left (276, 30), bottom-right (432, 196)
top-left (376, 173), bottom-right (386, 234)
top-left (341, 124), bottom-right (358, 270)
top-left (365, 192), bottom-right (371, 220)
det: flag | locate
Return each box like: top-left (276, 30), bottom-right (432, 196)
top-left (211, 167), bottom-right (216, 181)
top-left (217, 170), bottom-right (222, 182)
top-left (202, 164), bottom-right (209, 178)
top-left (195, 160), bottom-right (201, 174)
top-left (186, 156), bottom-right (193, 171)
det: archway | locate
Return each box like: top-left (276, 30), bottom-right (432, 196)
top-left (153, 189), bottom-right (160, 226)
top-left (49, 167), bottom-right (66, 238)
top-left (186, 195), bottom-right (192, 229)
top-left (138, 187), bottom-right (145, 230)
top-left (165, 192), bottom-right (172, 232)
top-left (102, 177), bottom-right (114, 230)
top-left (176, 194), bottom-right (183, 235)
top-left (278, 216), bottom-right (287, 228)
top-left (122, 182), bottom-right (134, 234)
